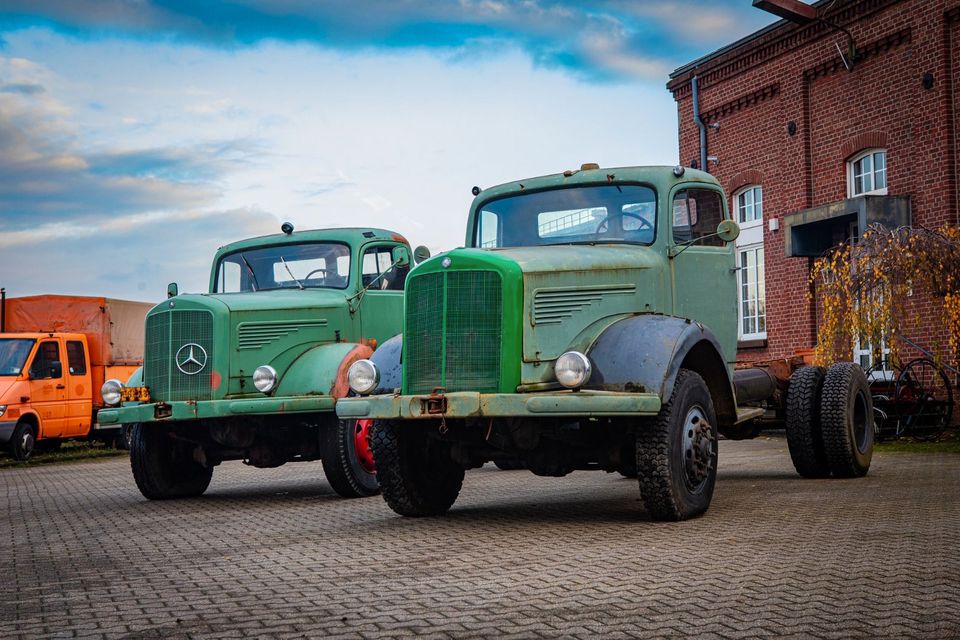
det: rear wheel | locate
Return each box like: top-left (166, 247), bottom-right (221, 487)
top-left (371, 420), bottom-right (464, 517)
top-left (785, 366), bottom-right (831, 478)
top-left (9, 422), bottom-right (37, 461)
top-left (320, 419), bottom-right (380, 498)
top-left (130, 423), bottom-right (212, 499)
top-left (636, 369), bottom-right (718, 521)
top-left (821, 362), bottom-right (874, 478)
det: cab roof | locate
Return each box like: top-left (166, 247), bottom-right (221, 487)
top-left (471, 165), bottom-right (721, 207)
top-left (214, 227), bottom-right (408, 260)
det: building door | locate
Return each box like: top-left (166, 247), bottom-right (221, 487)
top-left (669, 187), bottom-right (738, 364)
top-left (28, 339), bottom-right (67, 438)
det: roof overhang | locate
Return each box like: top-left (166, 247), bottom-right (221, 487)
top-left (782, 195), bottom-right (912, 257)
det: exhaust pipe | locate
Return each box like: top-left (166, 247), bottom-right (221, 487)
top-left (1, 287), bottom-right (5, 332)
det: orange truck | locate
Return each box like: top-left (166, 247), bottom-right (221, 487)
top-left (0, 292), bottom-right (153, 460)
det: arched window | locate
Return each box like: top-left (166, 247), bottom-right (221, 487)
top-left (732, 185), bottom-right (765, 341)
top-left (847, 149), bottom-right (887, 196)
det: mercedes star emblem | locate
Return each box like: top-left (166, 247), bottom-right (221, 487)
top-left (175, 343), bottom-right (208, 375)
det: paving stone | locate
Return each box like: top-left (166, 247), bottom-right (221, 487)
top-left (0, 436), bottom-right (957, 639)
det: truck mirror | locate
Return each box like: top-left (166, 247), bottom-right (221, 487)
top-left (392, 246), bottom-right (411, 268)
top-left (414, 245), bottom-right (431, 264)
top-left (167, 282), bottom-right (179, 298)
top-left (716, 220), bottom-right (741, 243)
top-left (49, 360), bottom-right (62, 379)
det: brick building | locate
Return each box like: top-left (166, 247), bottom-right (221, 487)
top-left (668, 0), bottom-right (960, 370)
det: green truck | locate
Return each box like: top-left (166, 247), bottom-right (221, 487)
top-left (98, 225), bottom-right (424, 500)
top-left (336, 164), bottom-right (875, 521)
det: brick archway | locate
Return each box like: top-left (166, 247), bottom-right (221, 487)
top-left (727, 170), bottom-right (764, 195)
top-left (841, 131), bottom-right (888, 161)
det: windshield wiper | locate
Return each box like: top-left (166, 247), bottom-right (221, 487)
top-left (240, 255), bottom-right (259, 292)
top-left (280, 256), bottom-right (304, 290)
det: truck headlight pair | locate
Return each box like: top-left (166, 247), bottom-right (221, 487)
top-left (555, 351), bottom-right (592, 389)
top-left (101, 379), bottom-right (124, 406)
top-left (347, 359), bottom-right (380, 395)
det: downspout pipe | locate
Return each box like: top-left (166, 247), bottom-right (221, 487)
top-left (691, 75), bottom-right (708, 173)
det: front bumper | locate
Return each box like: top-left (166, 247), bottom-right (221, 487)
top-left (98, 395), bottom-right (336, 425)
top-left (335, 390), bottom-right (662, 420)
top-left (0, 420), bottom-right (16, 445)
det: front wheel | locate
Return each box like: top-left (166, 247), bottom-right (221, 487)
top-left (636, 369), bottom-right (718, 521)
top-left (370, 420), bottom-right (464, 517)
top-left (320, 419), bottom-right (380, 498)
top-left (130, 423), bottom-right (212, 499)
top-left (8, 421), bottom-right (37, 461)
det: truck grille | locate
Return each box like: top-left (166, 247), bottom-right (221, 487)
top-left (144, 309), bottom-right (214, 402)
top-left (405, 270), bottom-right (502, 394)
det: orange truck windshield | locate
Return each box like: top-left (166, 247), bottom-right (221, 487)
top-left (0, 338), bottom-right (36, 376)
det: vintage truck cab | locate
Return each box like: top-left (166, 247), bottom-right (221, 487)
top-left (337, 165), bottom-right (875, 520)
top-left (99, 226), bottom-right (424, 500)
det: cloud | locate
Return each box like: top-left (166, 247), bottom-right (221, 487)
top-left (0, 1), bottom-right (768, 81)
top-left (0, 55), bottom-right (261, 231)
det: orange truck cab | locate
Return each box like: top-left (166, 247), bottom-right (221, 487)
top-left (0, 295), bottom-right (152, 460)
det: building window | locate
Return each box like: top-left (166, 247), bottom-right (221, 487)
top-left (736, 185), bottom-right (763, 225)
top-left (848, 149), bottom-right (887, 196)
top-left (733, 185), bottom-right (765, 341)
top-left (738, 245), bottom-right (766, 340)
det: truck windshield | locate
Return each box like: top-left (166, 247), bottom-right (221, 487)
top-left (215, 242), bottom-right (351, 293)
top-left (0, 339), bottom-right (36, 376)
top-left (473, 185), bottom-right (657, 248)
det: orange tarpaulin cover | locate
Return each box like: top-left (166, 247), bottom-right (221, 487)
top-left (4, 295), bottom-right (154, 366)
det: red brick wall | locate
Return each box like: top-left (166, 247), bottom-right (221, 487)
top-left (671, 0), bottom-right (960, 367)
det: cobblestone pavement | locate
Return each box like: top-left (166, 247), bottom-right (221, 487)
top-left (1, 436), bottom-right (958, 639)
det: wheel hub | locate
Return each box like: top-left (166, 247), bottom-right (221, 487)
top-left (682, 406), bottom-right (714, 492)
top-left (353, 419), bottom-right (376, 474)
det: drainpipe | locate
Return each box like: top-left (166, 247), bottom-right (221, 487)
top-left (691, 75), bottom-right (708, 173)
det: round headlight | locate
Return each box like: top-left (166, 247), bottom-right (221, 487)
top-left (101, 379), bottom-right (124, 406)
top-left (347, 359), bottom-right (380, 395)
top-left (555, 351), bottom-right (592, 389)
top-left (253, 365), bottom-right (278, 393)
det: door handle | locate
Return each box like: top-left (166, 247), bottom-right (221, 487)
top-left (56, 384), bottom-right (66, 390)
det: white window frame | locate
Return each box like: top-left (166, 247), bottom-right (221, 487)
top-left (736, 243), bottom-right (766, 341)
top-left (733, 185), bottom-right (766, 341)
top-left (847, 149), bottom-right (887, 197)
top-left (735, 185), bottom-right (763, 228)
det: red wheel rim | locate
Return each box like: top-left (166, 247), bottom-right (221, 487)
top-left (353, 419), bottom-right (376, 474)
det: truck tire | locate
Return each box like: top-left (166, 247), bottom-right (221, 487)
top-left (370, 420), bottom-right (464, 517)
top-left (820, 362), bottom-right (874, 478)
top-left (636, 369), bottom-right (718, 521)
top-left (130, 423), bottom-right (213, 499)
top-left (320, 419), bottom-right (380, 498)
top-left (9, 421), bottom-right (37, 461)
top-left (785, 366), bottom-right (831, 478)
top-left (114, 424), bottom-right (134, 451)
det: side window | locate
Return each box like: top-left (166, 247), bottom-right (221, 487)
top-left (66, 341), bottom-right (87, 375)
top-left (361, 246), bottom-right (409, 291)
top-left (672, 189), bottom-right (725, 247)
top-left (30, 341), bottom-right (61, 379)
top-left (477, 210), bottom-right (500, 248)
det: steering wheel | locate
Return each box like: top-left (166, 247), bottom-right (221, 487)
top-left (303, 268), bottom-right (329, 280)
top-left (595, 211), bottom-right (652, 237)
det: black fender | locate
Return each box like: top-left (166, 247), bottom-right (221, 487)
top-left (585, 315), bottom-right (736, 427)
top-left (370, 334), bottom-right (403, 394)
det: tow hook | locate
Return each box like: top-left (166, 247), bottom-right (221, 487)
top-left (422, 387), bottom-right (448, 415)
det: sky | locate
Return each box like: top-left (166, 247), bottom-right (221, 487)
top-left (0, 1), bottom-right (776, 301)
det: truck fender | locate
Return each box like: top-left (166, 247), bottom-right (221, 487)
top-left (275, 342), bottom-right (373, 400)
top-left (125, 366), bottom-right (144, 387)
top-left (585, 315), bottom-right (736, 427)
top-left (369, 334), bottom-right (402, 394)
